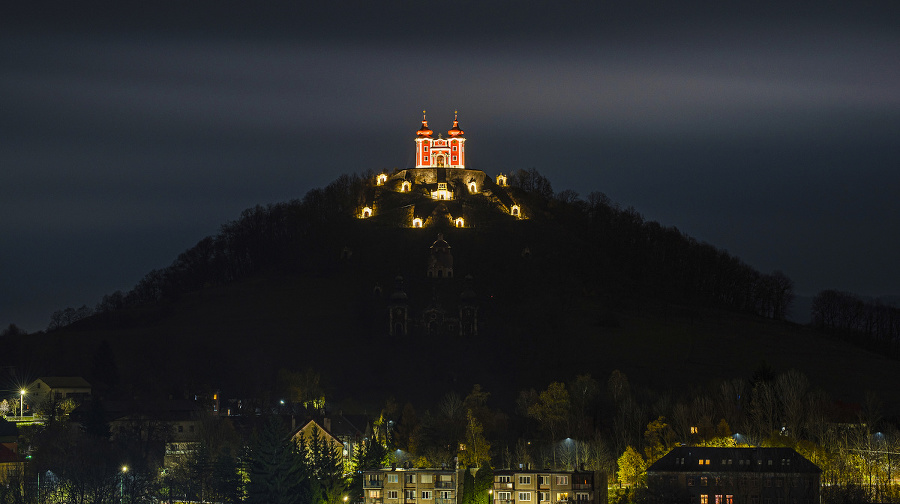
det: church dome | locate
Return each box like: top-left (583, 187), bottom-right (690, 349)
top-left (416, 111), bottom-right (433, 138)
top-left (447, 112), bottom-right (464, 137)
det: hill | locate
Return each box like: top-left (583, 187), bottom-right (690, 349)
top-left (20, 170), bottom-right (900, 414)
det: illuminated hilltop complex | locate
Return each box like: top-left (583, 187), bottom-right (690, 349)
top-left (359, 112), bottom-right (522, 228)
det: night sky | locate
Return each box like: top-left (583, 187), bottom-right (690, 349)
top-left (3, 1), bottom-right (899, 331)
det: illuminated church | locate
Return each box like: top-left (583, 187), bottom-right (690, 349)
top-left (361, 111), bottom-right (523, 227)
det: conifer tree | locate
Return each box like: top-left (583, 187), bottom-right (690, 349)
top-left (247, 416), bottom-right (303, 504)
top-left (473, 461), bottom-right (494, 504)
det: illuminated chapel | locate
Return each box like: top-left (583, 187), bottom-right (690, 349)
top-left (361, 111), bottom-right (523, 228)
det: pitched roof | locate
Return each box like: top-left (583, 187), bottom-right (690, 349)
top-left (35, 376), bottom-right (91, 389)
top-left (647, 447), bottom-right (821, 475)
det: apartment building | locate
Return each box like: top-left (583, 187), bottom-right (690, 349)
top-left (491, 470), bottom-right (601, 504)
top-left (363, 467), bottom-right (458, 504)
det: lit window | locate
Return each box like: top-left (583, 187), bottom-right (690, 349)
top-left (700, 496), bottom-right (708, 504)
top-left (388, 474), bottom-right (398, 483)
top-left (369, 490), bottom-right (382, 498)
top-left (716, 496), bottom-right (722, 504)
top-left (498, 492), bottom-right (511, 500)
top-left (691, 426), bottom-right (699, 434)
top-left (557, 493), bottom-right (568, 502)
top-left (726, 496), bottom-right (733, 504)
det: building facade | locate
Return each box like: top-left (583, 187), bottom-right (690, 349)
top-left (415, 111), bottom-right (465, 169)
top-left (645, 447), bottom-right (821, 504)
top-left (491, 470), bottom-right (601, 504)
top-left (363, 468), bottom-right (459, 504)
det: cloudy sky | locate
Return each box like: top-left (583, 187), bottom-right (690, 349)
top-left (2, 1), bottom-right (899, 331)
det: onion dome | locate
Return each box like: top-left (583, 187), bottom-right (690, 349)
top-left (447, 110), bottom-right (464, 137)
top-left (416, 110), bottom-right (433, 138)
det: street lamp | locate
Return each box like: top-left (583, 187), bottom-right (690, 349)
top-left (488, 489), bottom-right (493, 504)
top-left (120, 466), bottom-right (128, 504)
top-left (19, 389), bottom-right (25, 418)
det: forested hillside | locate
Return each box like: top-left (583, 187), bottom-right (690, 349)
top-left (8, 169), bottom-right (898, 411)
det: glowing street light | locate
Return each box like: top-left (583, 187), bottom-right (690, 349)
top-left (120, 466), bottom-right (129, 504)
top-left (19, 389), bottom-right (25, 418)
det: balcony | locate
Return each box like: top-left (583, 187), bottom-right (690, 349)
top-left (572, 484), bottom-right (591, 490)
top-left (435, 482), bottom-right (454, 489)
top-left (494, 483), bottom-right (514, 489)
top-left (436, 499), bottom-right (454, 504)
top-left (365, 481), bottom-right (385, 489)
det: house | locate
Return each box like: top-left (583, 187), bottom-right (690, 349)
top-left (645, 446), bottom-right (821, 504)
top-left (0, 418), bottom-right (23, 484)
top-left (27, 376), bottom-right (92, 409)
top-left (491, 469), bottom-right (602, 504)
top-left (291, 414), bottom-right (371, 471)
top-left (362, 467), bottom-right (459, 504)
top-left (71, 398), bottom-right (203, 466)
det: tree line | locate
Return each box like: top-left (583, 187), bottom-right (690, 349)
top-left (39, 168), bottom-right (794, 333)
top-left (812, 290), bottom-right (900, 355)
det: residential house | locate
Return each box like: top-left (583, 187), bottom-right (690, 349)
top-left (363, 467), bottom-right (459, 504)
top-left (291, 414), bottom-right (371, 471)
top-left (0, 418), bottom-right (22, 484)
top-left (27, 376), bottom-right (91, 410)
top-left (645, 446), bottom-right (821, 504)
top-left (492, 469), bottom-right (602, 504)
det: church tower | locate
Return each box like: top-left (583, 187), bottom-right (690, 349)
top-left (415, 111), bottom-right (466, 169)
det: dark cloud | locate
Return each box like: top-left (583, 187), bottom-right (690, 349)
top-left (2, 2), bottom-right (899, 329)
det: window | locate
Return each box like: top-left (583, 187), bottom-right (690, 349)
top-left (388, 474), bottom-right (398, 483)
top-left (691, 426), bottom-right (699, 434)
top-left (557, 493), bottom-right (568, 502)
top-left (406, 490), bottom-right (416, 500)
top-left (539, 476), bottom-right (550, 486)
top-left (519, 492), bottom-right (531, 501)
top-left (369, 491), bottom-right (382, 498)
top-left (421, 475), bottom-right (433, 484)
top-left (539, 492), bottom-right (550, 501)
top-left (775, 478), bottom-right (783, 487)
top-left (453, 156), bottom-right (457, 161)
top-left (688, 478), bottom-right (695, 487)
top-left (424, 156), bottom-right (429, 161)
top-left (498, 476), bottom-right (511, 483)
top-left (498, 492), bottom-right (511, 500)
top-left (556, 476), bottom-right (568, 485)
top-left (726, 496), bottom-right (733, 504)
top-left (701, 496), bottom-right (708, 504)
top-left (440, 491), bottom-right (451, 500)
top-left (701, 477), bottom-right (708, 486)
top-left (576, 493), bottom-right (589, 501)
top-left (388, 491), bottom-right (398, 499)
top-left (406, 474), bottom-right (416, 484)
top-left (421, 491), bottom-right (432, 500)
top-left (519, 476), bottom-right (531, 485)
top-left (452, 146), bottom-right (457, 151)
top-left (441, 475), bottom-right (452, 482)
top-left (424, 146), bottom-right (428, 151)
top-left (715, 496), bottom-right (722, 504)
